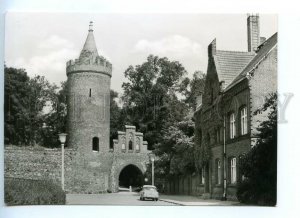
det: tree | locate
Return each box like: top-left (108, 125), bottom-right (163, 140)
top-left (110, 89), bottom-right (126, 147)
top-left (27, 75), bottom-right (59, 146)
top-left (41, 81), bottom-right (67, 148)
top-left (121, 55), bottom-right (189, 150)
top-left (237, 93), bottom-right (277, 206)
top-left (4, 66), bottom-right (31, 145)
top-left (4, 65), bottom-right (62, 147)
top-left (183, 71), bottom-right (206, 110)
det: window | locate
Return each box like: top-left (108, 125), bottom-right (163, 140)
top-left (230, 113), bottom-right (236, 139)
top-left (129, 140), bottom-right (133, 150)
top-left (240, 107), bottom-right (248, 135)
top-left (136, 138), bottom-right (140, 151)
top-left (201, 167), bottom-right (205, 184)
top-left (219, 127), bottom-right (223, 142)
top-left (129, 133), bottom-right (133, 150)
top-left (89, 88), bottom-right (91, 97)
top-left (216, 159), bottom-right (221, 185)
top-left (230, 157), bottom-right (237, 184)
top-left (121, 137), bottom-right (126, 151)
top-left (92, 137), bottom-right (99, 152)
top-left (215, 127), bottom-right (222, 143)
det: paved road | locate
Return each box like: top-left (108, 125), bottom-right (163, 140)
top-left (66, 191), bottom-right (175, 205)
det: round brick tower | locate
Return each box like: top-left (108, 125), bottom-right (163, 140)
top-left (66, 22), bottom-right (112, 153)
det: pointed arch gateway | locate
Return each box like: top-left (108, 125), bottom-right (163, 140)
top-left (118, 164), bottom-right (144, 189)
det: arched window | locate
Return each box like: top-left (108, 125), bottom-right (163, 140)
top-left (216, 159), bottom-right (221, 185)
top-left (229, 112), bottom-right (236, 139)
top-left (121, 137), bottom-right (126, 151)
top-left (92, 137), bottom-right (99, 152)
top-left (136, 138), bottom-right (140, 151)
top-left (201, 167), bottom-right (205, 184)
top-left (240, 107), bottom-right (248, 135)
top-left (229, 157), bottom-right (237, 184)
top-left (128, 133), bottom-right (133, 150)
top-left (129, 140), bottom-right (133, 150)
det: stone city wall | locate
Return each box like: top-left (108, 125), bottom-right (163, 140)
top-left (5, 145), bottom-right (150, 194)
top-left (4, 146), bottom-right (75, 186)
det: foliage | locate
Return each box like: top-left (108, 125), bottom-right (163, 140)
top-left (4, 67), bottom-right (31, 145)
top-left (183, 71), bottom-right (206, 110)
top-left (121, 55), bottom-right (190, 150)
top-left (121, 55), bottom-right (206, 179)
top-left (41, 81), bottom-right (67, 148)
top-left (5, 178), bottom-right (66, 205)
top-left (110, 89), bottom-right (126, 146)
top-left (4, 66), bottom-right (59, 146)
top-left (237, 93), bottom-right (277, 206)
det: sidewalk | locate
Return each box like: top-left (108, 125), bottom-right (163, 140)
top-left (159, 194), bottom-right (242, 206)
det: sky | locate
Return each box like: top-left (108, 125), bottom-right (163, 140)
top-left (5, 13), bottom-right (277, 93)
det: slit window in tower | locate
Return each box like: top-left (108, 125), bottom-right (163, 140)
top-left (89, 88), bottom-right (92, 97)
top-left (92, 137), bottom-right (99, 152)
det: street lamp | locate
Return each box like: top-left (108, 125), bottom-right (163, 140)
top-left (58, 133), bottom-right (67, 191)
top-left (149, 153), bottom-right (155, 186)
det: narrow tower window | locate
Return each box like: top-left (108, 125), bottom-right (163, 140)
top-left (128, 133), bottom-right (133, 151)
top-left (89, 88), bottom-right (92, 97)
top-left (92, 137), bottom-right (99, 152)
top-left (136, 138), bottom-right (140, 151)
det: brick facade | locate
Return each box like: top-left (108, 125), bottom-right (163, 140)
top-left (193, 18), bottom-right (277, 200)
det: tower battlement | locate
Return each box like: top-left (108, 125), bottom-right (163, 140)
top-left (66, 21), bottom-right (112, 77)
top-left (66, 56), bottom-right (112, 76)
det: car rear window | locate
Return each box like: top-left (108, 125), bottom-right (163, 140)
top-left (143, 187), bottom-right (156, 191)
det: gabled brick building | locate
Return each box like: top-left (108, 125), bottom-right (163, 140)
top-left (194, 15), bottom-right (277, 200)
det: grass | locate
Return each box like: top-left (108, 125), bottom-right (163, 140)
top-left (5, 177), bottom-right (66, 205)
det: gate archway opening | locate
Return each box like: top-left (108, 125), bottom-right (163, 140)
top-left (119, 164), bottom-right (144, 189)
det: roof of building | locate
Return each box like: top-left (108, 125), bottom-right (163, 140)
top-left (224, 32), bottom-right (278, 91)
top-left (214, 50), bottom-right (255, 88)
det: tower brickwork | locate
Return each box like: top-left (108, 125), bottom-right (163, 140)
top-left (66, 22), bottom-right (112, 153)
top-left (65, 22), bottom-right (150, 194)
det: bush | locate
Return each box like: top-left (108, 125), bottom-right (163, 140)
top-left (237, 93), bottom-right (277, 206)
top-left (5, 178), bottom-right (66, 205)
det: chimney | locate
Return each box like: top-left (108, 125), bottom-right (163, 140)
top-left (260, 37), bottom-right (266, 45)
top-left (247, 14), bottom-right (260, 52)
top-left (219, 81), bottom-right (225, 91)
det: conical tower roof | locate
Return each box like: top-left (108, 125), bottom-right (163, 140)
top-left (66, 21), bottom-right (112, 77)
top-left (79, 21), bottom-right (99, 61)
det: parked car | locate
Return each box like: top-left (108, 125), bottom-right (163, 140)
top-left (140, 185), bottom-right (159, 201)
